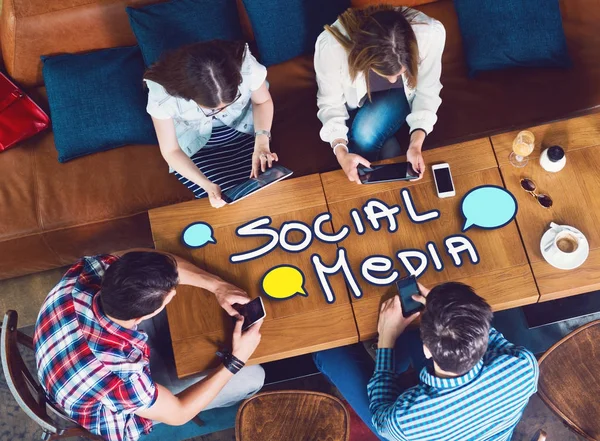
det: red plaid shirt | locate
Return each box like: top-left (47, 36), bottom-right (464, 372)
top-left (34, 255), bottom-right (158, 441)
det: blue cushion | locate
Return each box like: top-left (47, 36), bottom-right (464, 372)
top-left (454, 0), bottom-right (571, 76)
top-left (242, 0), bottom-right (350, 67)
top-left (42, 46), bottom-right (157, 163)
top-left (126, 0), bottom-right (243, 67)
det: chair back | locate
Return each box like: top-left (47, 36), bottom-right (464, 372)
top-left (538, 319), bottom-right (600, 441)
top-left (1, 310), bottom-right (60, 435)
top-left (236, 390), bottom-right (350, 441)
top-left (1, 310), bottom-right (106, 441)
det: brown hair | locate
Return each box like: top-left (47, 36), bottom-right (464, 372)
top-left (144, 40), bottom-right (246, 108)
top-left (326, 6), bottom-right (419, 98)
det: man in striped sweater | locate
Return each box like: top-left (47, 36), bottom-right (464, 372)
top-left (368, 282), bottom-right (539, 441)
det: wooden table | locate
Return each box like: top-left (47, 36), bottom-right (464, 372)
top-left (321, 139), bottom-right (539, 340)
top-left (148, 175), bottom-right (358, 377)
top-left (492, 113), bottom-right (600, 302)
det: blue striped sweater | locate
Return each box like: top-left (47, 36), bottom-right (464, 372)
top-left (368, 328), bottom-right (539, 441)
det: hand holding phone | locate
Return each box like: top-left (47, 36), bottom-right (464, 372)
top-left (233, 297), bottom-right (266, 332)
top-left (377, 295), bottom-right (420, 348)
top-left (231, 317), bottom-right (262, 363)
top-left (358, 162), bottom-right (419, 184)
top-left (396, 276), bottom-right (425, 317)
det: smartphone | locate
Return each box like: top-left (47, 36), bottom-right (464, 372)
top-left (396, 276), bottom-right (423, 318)
top-left (432, 163), bottom-right (456, 198)
top-left (358, 162), bottom-right (419, 184)
top-left (234, 297), bottom-right (266, 331)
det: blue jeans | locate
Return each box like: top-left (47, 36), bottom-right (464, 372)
top-left (313, 329), bottom-right (428, 440)
top-left (349, 88), bottom-right (411, 162)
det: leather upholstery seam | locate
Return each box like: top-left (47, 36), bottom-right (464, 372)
top-left (13, 0), bottom-right (123, 19)
top-left (0, 210), bottom-right (152, 242)
top-left (30, 145), bottom-right (62, 262)
top-left (9, 0), bottom-right (17, 75)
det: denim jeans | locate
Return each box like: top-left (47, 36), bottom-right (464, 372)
top-left (348, 88), bottom-right (411, 162)
top-left (312, 329), bottom-right (427, 440)
top-left (138, 308), bottom-right (265, 410)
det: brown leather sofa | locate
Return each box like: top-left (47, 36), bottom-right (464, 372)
top-left (1, 0), bottom-right (599, 280)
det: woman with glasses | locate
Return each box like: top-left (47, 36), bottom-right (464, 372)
top-left (144, 40), bottom-right (277, 207)
top-left (315, 5), bottom-right (445, 184)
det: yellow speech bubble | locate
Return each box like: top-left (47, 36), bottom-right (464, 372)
top-left (261, 265), bottom-right (308, 300)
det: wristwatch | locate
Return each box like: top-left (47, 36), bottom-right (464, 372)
top-left (254, 129), bottom-right (271, 141)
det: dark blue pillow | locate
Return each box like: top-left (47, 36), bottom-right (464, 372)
top-left (242, 0), bottom-right (350, 67)
top-left (126, 0), bottom-right (244, 67)
top-left (454, 0), bottom-right (571, 76)
top-left (42, 46), bottom-right (157, 163)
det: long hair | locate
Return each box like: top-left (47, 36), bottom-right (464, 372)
top-left (144, 40), bottom-right (246, 108)
top-left (326, 6), bottom-right (419, 98)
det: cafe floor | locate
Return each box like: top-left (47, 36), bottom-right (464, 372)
top-left (1, 265), bottom-right (593, 441)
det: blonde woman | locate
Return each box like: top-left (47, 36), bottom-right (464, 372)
top-left (315, 6), bottom-right (445, 183)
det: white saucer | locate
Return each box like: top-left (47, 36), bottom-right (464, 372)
top-left (540, 225), bottom-right (590, 270)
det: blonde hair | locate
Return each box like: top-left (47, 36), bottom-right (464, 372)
top-left (326, 5), bottom-right (419, 99)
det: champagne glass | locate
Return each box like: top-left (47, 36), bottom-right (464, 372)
top-left (510, 130), bottom-right (535, 168)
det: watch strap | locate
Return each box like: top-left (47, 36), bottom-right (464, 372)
top-left (254, 129), bottom-right (271, 140)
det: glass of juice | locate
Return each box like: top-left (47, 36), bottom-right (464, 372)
top-left (510, 130), bottom-right (535, 168)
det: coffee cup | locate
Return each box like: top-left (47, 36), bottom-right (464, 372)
top-left (552, 230), bottom-right (580, 257)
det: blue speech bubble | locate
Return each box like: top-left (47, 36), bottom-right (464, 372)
top-left (460, 185), bottom-right (518, 232)
top-left (181, 222), bottom-right (216, 248)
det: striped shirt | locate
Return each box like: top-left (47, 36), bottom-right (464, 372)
top-left (368, 328), bottom-right (539, 441)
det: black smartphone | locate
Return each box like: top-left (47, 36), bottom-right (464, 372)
top-left (234, 297), bottom-right (266, 331)
top-left (395, 276), bottom-right (423, 318)
top-left (359, 162), bottom-right (419, 184)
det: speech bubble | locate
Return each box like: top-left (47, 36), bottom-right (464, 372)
top-left (181, 222), bottom-right (216, 248)
top-left (461, 185), bottom-right (518, 232)
top-left (261, 265), bottom-right (308, 300)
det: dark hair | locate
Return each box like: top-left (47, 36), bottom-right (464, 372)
top-left (420, 282), bottom-right (493, 375)
top-left (326, 6), bottom-right (420, 99)
top-left (144, 40), bottom-right (246, 108)
top-left (100, 252), bottom-right (179, 320)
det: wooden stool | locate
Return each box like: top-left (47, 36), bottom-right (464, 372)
top-left (235, 390), bottom-right (350, 441)
top-left (538, 319), bottom-right (600, 441)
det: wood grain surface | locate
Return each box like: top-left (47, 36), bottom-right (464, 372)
top-left (322, 141), bottom-right (538, 339)
top-left (149, 175), bottom-right (358, 377)
top-left (538, 320), bottom-right (600, 441)
top-left (493, 114), bottom-right (600, 301)
top-left (235, 391), bottom-right (349, 441)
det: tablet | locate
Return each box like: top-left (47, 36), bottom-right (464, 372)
top-left (221, 164), bottom-right (293, 204)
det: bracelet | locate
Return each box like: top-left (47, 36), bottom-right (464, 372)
top-left (409, 128), bottom-right (428, 138)
top-left (216, 350), bottom-right (245, 374)
top-left (332, 143), bottom-right (349, 156)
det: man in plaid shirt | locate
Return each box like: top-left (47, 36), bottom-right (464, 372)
top-left (34, 250), bottom-right (264, 441)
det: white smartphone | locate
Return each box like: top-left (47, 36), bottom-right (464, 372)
top-left (432, 163), bottom-right (456, 198)
top-left (234, 297), bottom-right (266, 331)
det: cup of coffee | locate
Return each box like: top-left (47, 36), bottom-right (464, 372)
top-left (553, 230), bottom-right (580, 256)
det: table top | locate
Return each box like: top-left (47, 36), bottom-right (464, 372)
top-left (321, 138), bottom-right (538, 340)
top-left (148, 174), bottom-right (358, 377)
top-left (491, 113), bottom-right (600, 302)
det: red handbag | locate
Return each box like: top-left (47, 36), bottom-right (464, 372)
top-left (0, 71), bottom-right (50, 151)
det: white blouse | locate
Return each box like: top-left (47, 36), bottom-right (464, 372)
top-left (314, 9), bottom-right (446, 144)
top-left (145, 45), bottom-right (267, 159)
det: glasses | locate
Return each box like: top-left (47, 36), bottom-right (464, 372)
top-left (520, 178), bottom-right (553, 208)
top-left (199, 89), bottom-right (242, 117)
